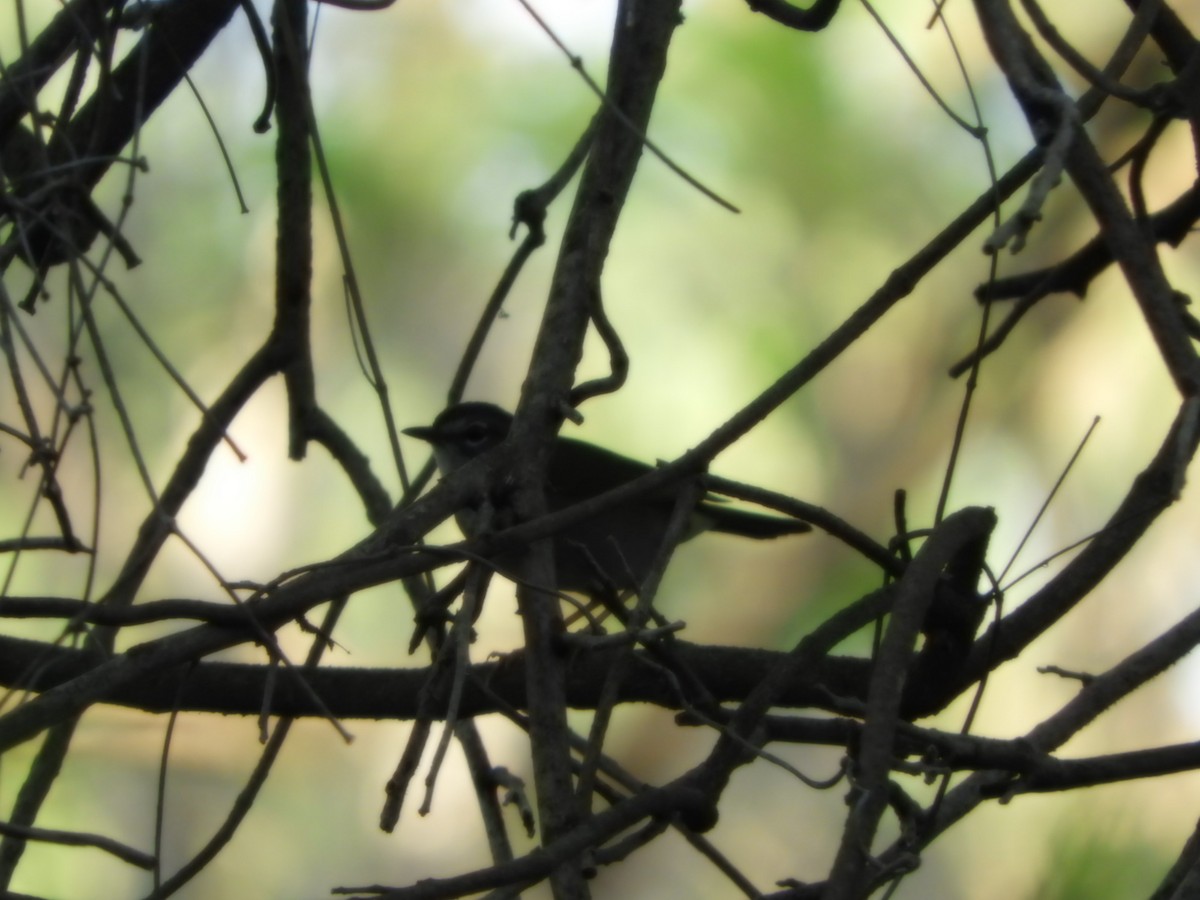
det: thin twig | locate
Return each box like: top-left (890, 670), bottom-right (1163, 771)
top-left (512, 0), bottom-right (740, 214)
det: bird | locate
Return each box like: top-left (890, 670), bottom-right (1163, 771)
top-left (404, 402), bottom-right (810, 595)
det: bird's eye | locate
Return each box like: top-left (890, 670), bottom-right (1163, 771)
top-left (462, 424), bottom-right (491, 447)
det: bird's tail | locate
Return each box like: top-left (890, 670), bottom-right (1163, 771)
top-left (699, 504), bottom-right (811, 539)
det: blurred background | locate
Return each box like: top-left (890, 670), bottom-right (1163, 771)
top-left (2, 0), bottom-right (1200, 896)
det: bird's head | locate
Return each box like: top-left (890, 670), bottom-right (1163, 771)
top-left (404, 402), bottom-right (513, 473)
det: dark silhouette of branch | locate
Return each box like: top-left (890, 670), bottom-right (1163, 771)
top-left (745, 0), bottom-right (842, 32)
top-left (3, 1), bottom-right (1200, 896)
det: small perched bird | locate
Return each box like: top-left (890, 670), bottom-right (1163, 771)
top-left (404, 402), bottom-right (810, 594)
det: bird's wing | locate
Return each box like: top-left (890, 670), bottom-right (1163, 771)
top-left (546, 437), bottom-right (655, 500)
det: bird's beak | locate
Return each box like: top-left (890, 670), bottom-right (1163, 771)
top-left (402, 425), bottom-right (436, 442)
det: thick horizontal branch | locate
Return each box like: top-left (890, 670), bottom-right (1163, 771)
top-left (0, 633), bottom-right (870, 720)
top-left (0, 596), bottom-right (255, 626)
top-left (987, 740), bottom-right (1200, 794)
top-left (762, 715), bottom-right (1200, 789)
